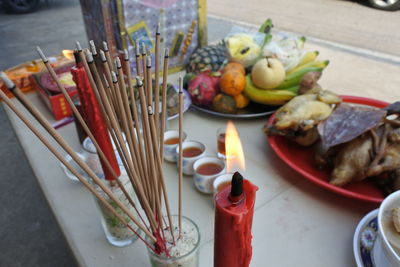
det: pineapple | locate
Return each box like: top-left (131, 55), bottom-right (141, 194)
top-left (186, 44), bottom-right (227, 73)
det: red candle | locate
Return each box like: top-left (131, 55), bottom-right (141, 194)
top-left (214, 172), bottom-right (258, 267)
top-left (71, 51), bottom-right (120, 181)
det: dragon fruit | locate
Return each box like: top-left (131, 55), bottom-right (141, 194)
top-left (187, 71), bottom-right (220, 107)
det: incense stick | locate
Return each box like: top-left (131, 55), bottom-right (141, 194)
top-left (141, 43), bottom-right (147, 87)
top-left (159, 48), bottom-right (169, 161)
top-left (89, 40), bottom-right (97, 57)
top-left (146, 56), bottom-right (153, 108)
top-left (103, 41), bottom-right (115, 73)
top-left (135, 40), bottom-right (142, 78)
top-left (154, 23), bottom-right (161, 135)
top-left (178, 76), bottom-right (184, 235)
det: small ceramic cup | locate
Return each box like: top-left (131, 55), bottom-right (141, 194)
top-left (163, 130), bottom-right (187, 162)
top-left (176, 140), bottom-right (206, 175)
top-left (378, 190), bottom-right (400, 266)
top-left (212, 173), bottom-right (233, 197)
top-left (193, 157), bottom-right (226, 194)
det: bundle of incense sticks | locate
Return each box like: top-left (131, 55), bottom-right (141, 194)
top-left (0, 25), bottom-right (185, 255)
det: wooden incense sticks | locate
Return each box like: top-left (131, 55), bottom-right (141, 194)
top-left (11, 31), bottom-right (186, 254)
top-left (36, 47), bottom-right (118, 187)
top-left (99, 50), bottom-right (120, 118)
top-left (0, 82), bottom-right (155, 242)
top-left (85, 54), bottom-right (159, 232)
top-left (103, 41), bottom-right (115, 74)
top-left (135, 40), bottom-right (142, 78)
top-left (159, 48), bottom-right (169, 161)
top-left (147, 103), bottom-right (175, 243)
top-left (146, 56), bottom-right (153, 108)
top-left (122, 49), bottom-right (149, 185)
top-left (116, 56), bottom-right (146, 181)
top-left (136, 77), bottom-right (160, 213)
top-left (154, 23), bottom-right (161, 134)
top-left (141, 43), bottom-right (147, 86)
top-left (89, 40), bottom-right (97, 57)
top-left (178, 76), bottom-right (184, 235)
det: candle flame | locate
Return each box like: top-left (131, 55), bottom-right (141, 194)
top-left (225, 120), bottom-right (245, 172)
top-left (62, 50), bottom-right (74, 60)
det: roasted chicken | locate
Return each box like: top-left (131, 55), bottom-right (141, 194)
top-left (264, 88), bottom-right (341, 146)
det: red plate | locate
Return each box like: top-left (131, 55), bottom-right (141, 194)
top-left (267, 95), bottom-right (389, 203)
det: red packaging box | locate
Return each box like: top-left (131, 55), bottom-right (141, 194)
top-left (31, 64), bottom-right (78, 120)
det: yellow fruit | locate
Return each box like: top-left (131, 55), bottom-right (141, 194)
top-left (296, 51), bottom-right (319, 68)
top-left (251, 58), bottom-right (285, 89)
top-left (244, 75), bottom-right (296, 105)
top-left (286, 60), bottom-right (329, 75)
top-left (234, 94), bottom-right (250, 109)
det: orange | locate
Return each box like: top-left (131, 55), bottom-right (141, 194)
top-left (219, 70), bottom-right (246, 96)
top-left (223, 62), bottom-right (246, 75)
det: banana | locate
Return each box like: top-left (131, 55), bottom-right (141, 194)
top-left (244, 75), bottom-right (297, 105)
top-left (296, 51), bottom-right (319, 68)
top-left (287, 60), bottom-right (329, 75)
top-left (276, 66), bottom-right (324, 89)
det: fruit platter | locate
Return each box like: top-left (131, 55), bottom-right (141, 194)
top-left (184, 19), bottom-right (330, 118)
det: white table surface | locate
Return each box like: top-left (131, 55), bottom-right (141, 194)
top-left (3, 39), bottom-right (400, 266)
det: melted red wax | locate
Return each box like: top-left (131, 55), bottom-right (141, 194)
top-left (71, 64), bottom-right (120, 180)
top-left (214, 179), bottom-right (258, 267)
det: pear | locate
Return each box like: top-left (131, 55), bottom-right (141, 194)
top-left (251, 58), bottom-right (285, 89)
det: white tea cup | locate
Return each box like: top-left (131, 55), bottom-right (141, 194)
top-left (163, 130), bottom-right (187, 162)
top-left (212, 173), bottom-right (233, 197)
top-left (378, 190), bottom-right (400, 266)
top-left (193, 157), bottom-right (226, 194)
top-left (176, 140), bottom-right (206, 175)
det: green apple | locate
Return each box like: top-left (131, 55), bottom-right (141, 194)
top-left (251, 58), bottom-right (285, 89)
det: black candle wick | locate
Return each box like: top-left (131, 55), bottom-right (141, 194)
top-left (73, 50), bottom-right (81, 65)
top-left (230, 171), bottom-right (243, 198)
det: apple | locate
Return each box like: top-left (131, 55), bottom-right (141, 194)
top-left (251, 58), bottom-right (285, 89)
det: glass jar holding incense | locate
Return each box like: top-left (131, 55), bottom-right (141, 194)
top-left (146, 216), bottom-right (200, 267)
top-left (93, 174), bottom-right (140, 247)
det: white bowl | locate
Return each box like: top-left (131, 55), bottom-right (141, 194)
top-left (193, 157), bottom-right (226, 194)
top-left (212, 173), bottom-right (233, 198)
top-left (378, 190), bottom-right (400, 266)
top-left (176, 140), bottom-right (206, 175)
top-left (163, 130), bottom-right (187, 162)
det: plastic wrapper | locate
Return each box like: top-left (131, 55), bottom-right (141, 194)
top-left (224, 26), bottom-right (266, 67)
top-left (262, 34), bottom-right (306, 71)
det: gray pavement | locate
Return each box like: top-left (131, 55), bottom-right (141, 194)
top-left (208, 0), bottom-right (400, 57)
top-left (0, 0), bottom-right (84, 266)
